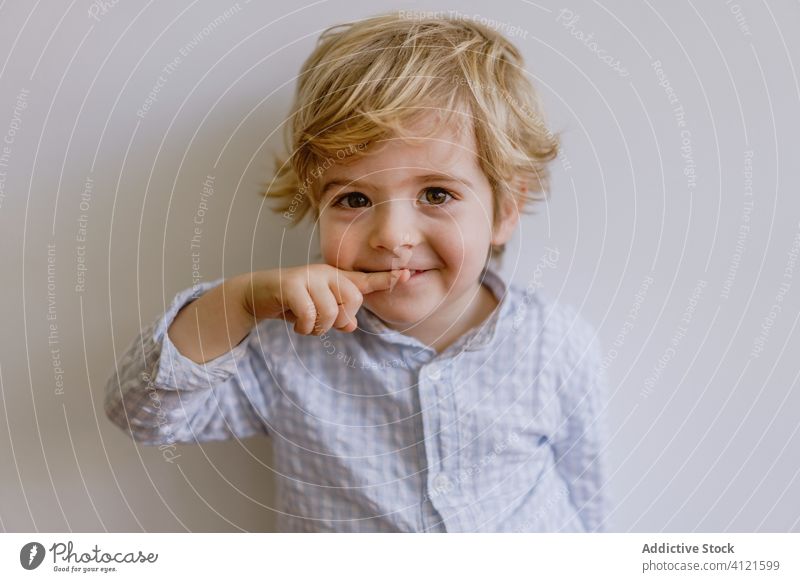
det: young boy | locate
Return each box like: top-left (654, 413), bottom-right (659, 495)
top-left (105, 12), bottom-right (609, 532)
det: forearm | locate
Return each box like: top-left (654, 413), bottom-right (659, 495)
top-left (167, 274), bottom-right (257, 364)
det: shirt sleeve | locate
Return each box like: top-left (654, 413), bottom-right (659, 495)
top-left (104, 277), bottom-right (273, 446)
top-left (549, 311), bottom-right (610, 532)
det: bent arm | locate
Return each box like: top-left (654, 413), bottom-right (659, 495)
top-left (104, 277), bottom-right (270, 445)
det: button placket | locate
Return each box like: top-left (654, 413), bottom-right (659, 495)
top-left (423, 362), bottom-right (463, 515)
top-left (416, 364), bottom-right (445, 516)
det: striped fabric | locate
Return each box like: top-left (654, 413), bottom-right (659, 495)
top-left (105, 265), bottom-right (609, 532)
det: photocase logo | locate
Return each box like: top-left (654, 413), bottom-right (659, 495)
top-left (20, 542), bottom-right (46, 570)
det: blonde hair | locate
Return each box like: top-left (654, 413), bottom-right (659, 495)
top-left (263, 11), bottom-right (560, 259)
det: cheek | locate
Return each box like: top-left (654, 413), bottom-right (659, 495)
top-left (436, 213), bottom-right (492, 261)
top-left (319, 221), bottom-right (358, 267)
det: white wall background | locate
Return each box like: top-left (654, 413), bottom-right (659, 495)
top-left (1, 0), bottom-right (798, 532)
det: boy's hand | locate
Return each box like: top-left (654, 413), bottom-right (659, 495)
top-left (237, 264), bottom-right (411, 335)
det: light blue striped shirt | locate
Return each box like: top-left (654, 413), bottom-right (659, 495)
top-left (105, 265), bottom-right (609, 532)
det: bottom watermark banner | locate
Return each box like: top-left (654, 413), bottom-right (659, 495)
top-left (1, 533), bottom-right (797, 580)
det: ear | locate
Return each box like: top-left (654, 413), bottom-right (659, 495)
top-left (491, 183), bottom-right (523, 246)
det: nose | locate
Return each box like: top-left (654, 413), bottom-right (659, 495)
top-left (367, 199), bottom-right (421, 259)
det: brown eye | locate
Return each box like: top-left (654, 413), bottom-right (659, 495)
top-left (421, 187), bottom-right (453, 206)
top-left (334, 192), bottom-right (370, 209)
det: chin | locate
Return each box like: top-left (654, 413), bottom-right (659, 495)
top-left (363, 296), bottom-right (432, 326)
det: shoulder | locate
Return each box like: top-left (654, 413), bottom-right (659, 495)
top-left (506, 284), bottom-right (600, 368)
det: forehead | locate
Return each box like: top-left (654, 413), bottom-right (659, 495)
top-left (322, 121), bottom-right (482, 183)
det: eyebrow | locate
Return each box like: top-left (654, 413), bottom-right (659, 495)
top-left (319, 173), bottom-right (474, 199)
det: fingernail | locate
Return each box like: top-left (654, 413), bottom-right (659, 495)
top-left (389, 270), bottom-right (401, 291)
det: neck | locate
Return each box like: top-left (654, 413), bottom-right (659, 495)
top-left (384, 279), bottom-right (500, 354)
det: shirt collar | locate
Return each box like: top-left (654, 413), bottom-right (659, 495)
top-left (355, 264), bottom-right (512, 354)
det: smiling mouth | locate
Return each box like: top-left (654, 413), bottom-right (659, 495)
top-left (361, 267), bottom-right (432, 275)
top-left (395, 269), bottom-right (433, 286)
top-left (360, 268), bottom-right (433, 287)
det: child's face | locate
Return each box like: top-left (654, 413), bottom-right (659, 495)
top-left (316, 118), bottom-right (518, 329)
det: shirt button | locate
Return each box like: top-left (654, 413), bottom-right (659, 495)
top-left (432, 473), bottom-right (451, 492)
top-left (427, 368), bottom-right (442, 380)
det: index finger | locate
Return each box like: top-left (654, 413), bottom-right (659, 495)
top-left (340, 269), bottom-right (410, 294)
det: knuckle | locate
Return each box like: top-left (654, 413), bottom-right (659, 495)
top-left (319, 305), bottom-right (338, 321)
top-left (344, 285), bottom-right (363, 304)
top-left (299, 312), bottom-right (316, 332)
